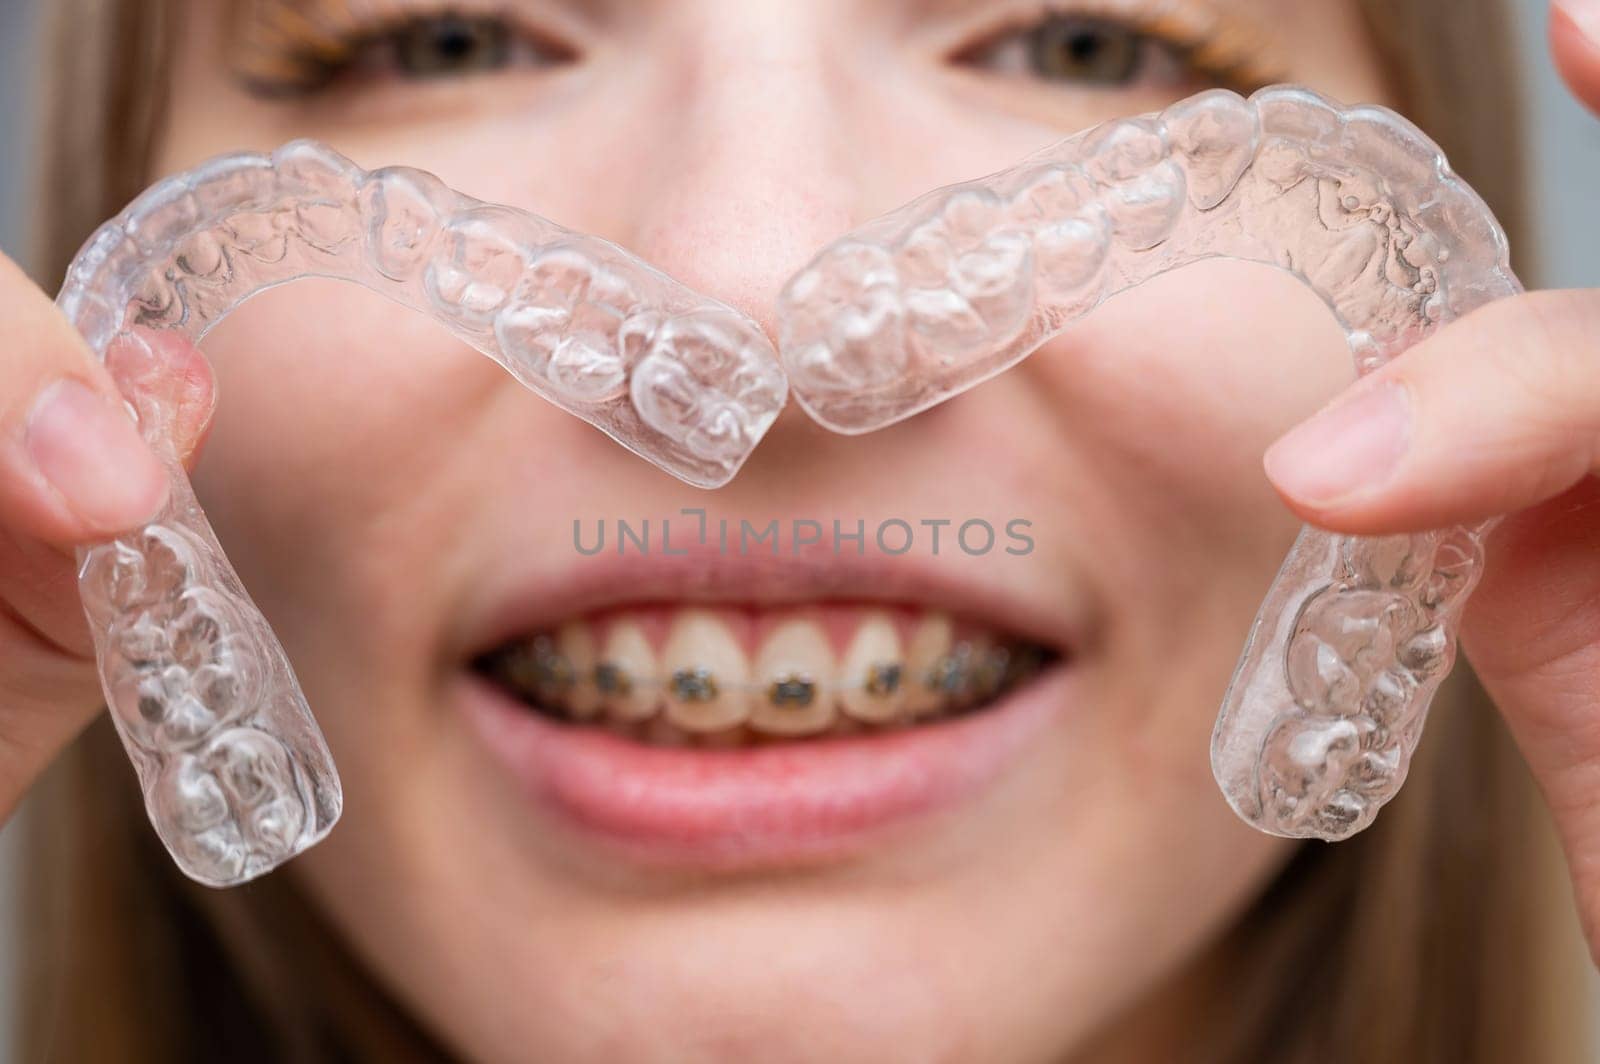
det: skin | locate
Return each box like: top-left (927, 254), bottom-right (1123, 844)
top-left (0, 0), bottom-right (1596, 1059)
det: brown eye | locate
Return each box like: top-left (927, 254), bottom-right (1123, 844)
top-left (955, 12), bottom-right (1199, 91)
top-left (231, 7), bottom-right (578, 96)
top-left (391, 14), bottom-right (512, 77)
top-left (1025, 16), bottom-right (1141, 84)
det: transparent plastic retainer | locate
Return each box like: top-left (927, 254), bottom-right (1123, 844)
top-left (55, 86), bottom-right (1518, 885)
top-left (775, 86), bottom-right (1520, 844)
top-left (56, 143), bottom-right (787, 885)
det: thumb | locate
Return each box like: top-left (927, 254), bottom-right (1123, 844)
top-left (1259, 290), bottom-right (1600, 535)
top-left (1551, 0), bottom-right (1600, 113)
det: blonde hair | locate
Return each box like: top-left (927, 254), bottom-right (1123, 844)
top-left (17, 1), bottom-right (1590, 1060)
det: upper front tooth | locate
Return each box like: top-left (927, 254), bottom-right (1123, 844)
top-left (839, 611), bottom-right (906, 724)
top-left (903, 613), bottom-right (954, 718)
top-left (661, 610), bottom-right (750, 733)
top-left (558, 621), bottom-right (601, 720)
top-left (750, 617), bottom-right (837, 737)
top-left (599, 619), bottom-right (660, 722)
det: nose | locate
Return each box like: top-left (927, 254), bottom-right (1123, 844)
top-left (615, 4), bottom-right (861, 337)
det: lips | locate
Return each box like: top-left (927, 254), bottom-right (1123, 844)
top-left (459, 661), bottom-right (1074, 866)
top-left (453, 547), bottom-right (1081, 866)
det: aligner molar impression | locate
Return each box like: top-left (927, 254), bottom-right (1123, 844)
top-left (775, 85), bottom-right (1520, 842)
top-left (59, 142), bottom-right (786, 886)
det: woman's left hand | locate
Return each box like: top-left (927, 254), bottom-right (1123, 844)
top-left (1261, 0), bottom-right (1600, 961)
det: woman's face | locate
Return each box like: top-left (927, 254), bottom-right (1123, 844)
top-left (159, 2), bottom-right (1390, 1059)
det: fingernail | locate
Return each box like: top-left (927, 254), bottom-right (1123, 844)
top-left (1555, 0), bottom-right (1600, 45)
top-left (26, 378), bottom-right (169, 531)
top-left (1263, 381), bottom-right (1412, 508)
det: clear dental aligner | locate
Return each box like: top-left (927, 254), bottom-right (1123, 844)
top-left (776, 86), bottom-right (1521, 842)
top-left (55, 142), bottom-right (787, 886)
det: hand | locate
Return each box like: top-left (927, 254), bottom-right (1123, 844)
top-left (0, 250), bottom-right (213, 824)
top-left (1261, 0), bottom-right (1600, 960)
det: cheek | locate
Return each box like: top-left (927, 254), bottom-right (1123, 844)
top-left (1060, 259), bottom-right (1356, 498)
top-left (187, 281), bottom-right (517, 673)
top-left (1028, 256), bottom-right (1356, 602)
top-left (1011, 260), bottom-right (1358, 787)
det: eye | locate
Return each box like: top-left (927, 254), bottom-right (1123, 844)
top-left (1027, 16), bottom-right (1142, 83)
top-left (389, 13), bottom-right (514, 77)
top-left (233, 9), bottom-right (576, 96)
top-left (957, 13), bottom-right (1204, 90)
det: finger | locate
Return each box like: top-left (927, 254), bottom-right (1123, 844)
top-left (106, 327), bottom-right (219, 468)
top-left (1551, 0), bottom-right (1600, 114)
top-left (1456, 478), bottom-right (1600, 953)
top-left (0, 263), bottom-right (219, 824)
top-left (0, 252), bottom-right (170, 544)
top-left (0, 329), bottom-right (216, 660)
top-left (1261, 289), bottom-right (1600, 535)
top-left (0, 606), bottom-right (105, 824)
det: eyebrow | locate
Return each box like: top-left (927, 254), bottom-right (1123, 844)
top-left (233, 0), bottom-right (607, 34)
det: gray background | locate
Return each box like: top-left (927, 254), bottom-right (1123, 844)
top-left (0, 0), bottom-right (41, 1052)
top-left (0, 0), bottom-right (1596, 1056)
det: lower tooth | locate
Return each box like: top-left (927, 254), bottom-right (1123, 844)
top-left (662, 610), bottom-right (750, 733)
top-left (698, 728), bottom-right (747, 749)
top-left (643, 715), bottom-right (690, 747)
top-left (833, 716), bottom-right (866, 736)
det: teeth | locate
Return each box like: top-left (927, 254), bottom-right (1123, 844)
top-left (661, 610), bottom-right (751, 733)
top-left (749, 617), bottom-right (837, 737)
top-left (557, 621), bottom-right (602, 721)
top-left (483, 606), bottom-right (1051, 742)
top-left (838, 612), bottom-right (907, 724)
top-left (530, 635), bottom-right (577, 703)
top-left (969, 640), bottom-right (1009, 703)
top-left (925, 642), bottom-right (976, 715)
top-left (642, 714), bottom-right (690, 748)
top-left (598, 620), bottom-right (659, 722)
top-left (903, 613), bottom-right (954, 718)
top-left (952, 635), bottom-right (993, 711)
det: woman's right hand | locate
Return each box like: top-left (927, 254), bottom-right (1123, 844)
top-left (0, 249), bottom-right (213, 824)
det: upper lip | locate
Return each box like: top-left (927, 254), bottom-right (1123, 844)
top-left (455, 538), bottom-right (1089, 662)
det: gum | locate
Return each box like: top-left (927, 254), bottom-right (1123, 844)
top-left (775, 86), bottom-right (1520, 842)
top-left (56, 142), bottom-right (786, 885)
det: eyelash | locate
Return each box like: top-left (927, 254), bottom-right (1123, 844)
top-left (950, 3), bottom-right (1271, 92)
top-left (233, 3), bottom-right (1267, 99)
top-left (233, 7), bottom-right (576, 96)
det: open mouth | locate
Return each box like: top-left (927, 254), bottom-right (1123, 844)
top-left (454, 554), bottom-right (1081, 865)
top-left (471, 605), bottom-right (1059, 748)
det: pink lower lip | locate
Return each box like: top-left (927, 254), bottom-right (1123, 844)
top-left (458, 666), bottom-right (1070, 867)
